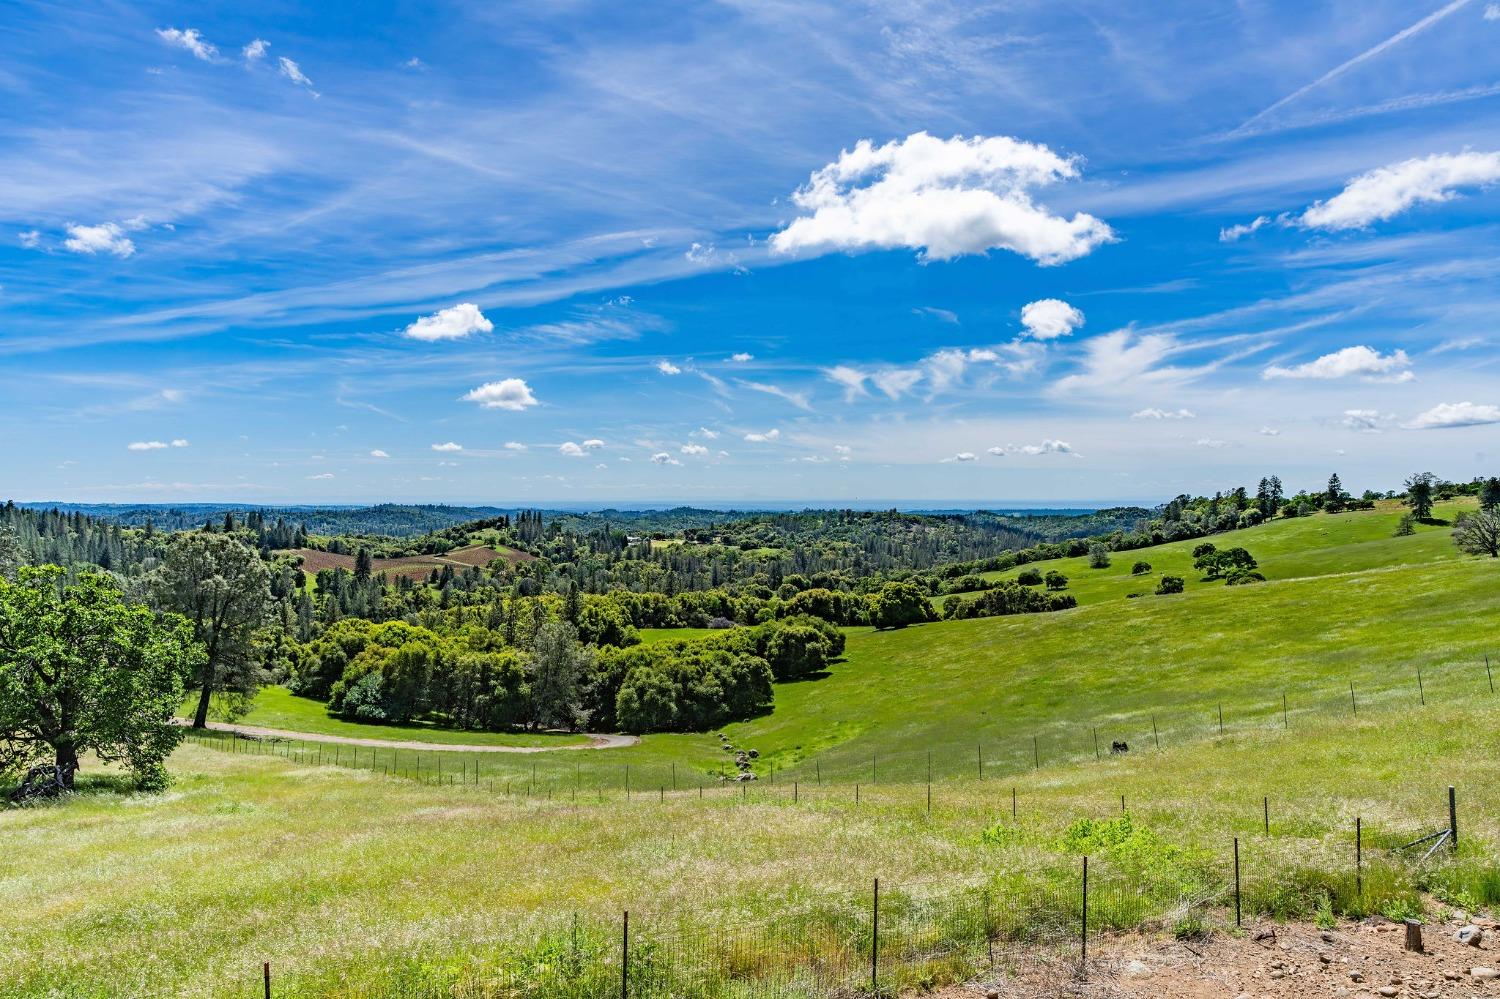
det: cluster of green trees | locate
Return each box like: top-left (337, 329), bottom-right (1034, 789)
top-left (288, 612), bottom-right (843, 735)
top-left (940, 581), bottom-right (1076, 620)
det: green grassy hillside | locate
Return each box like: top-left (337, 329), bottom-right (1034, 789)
top-left (187, 503), bottom-right (1498, 797)
top-left (944, 498), bottom-right (1473, 607)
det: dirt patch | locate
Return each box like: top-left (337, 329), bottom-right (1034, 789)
top-left (935, 912), bottom-right (1500, 998)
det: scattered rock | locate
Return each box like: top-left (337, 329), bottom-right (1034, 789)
top-left (1471, 967), bottom-right (1499, 980)
top-left (1444, 971), bottom-right (1462, 981)
top-left (985, 990), bottom-right (999, 999)
top-left (1456, 925), bottom-right (1484, 947)
top-left (1377, 987), bottom-right (1399, 997)
top-left (1320, 952), bottom-right (1334, 964)
top-left (1125, 959), bottom-right (1150, 977)
top-left (1349, 970), bottom-right (1365, 982)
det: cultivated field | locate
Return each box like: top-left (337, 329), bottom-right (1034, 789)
top-left (285, 543), bottom-right (532, 583)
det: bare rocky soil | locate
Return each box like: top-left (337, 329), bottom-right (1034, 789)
top-left (939, 912), bottom-right (1500, 999)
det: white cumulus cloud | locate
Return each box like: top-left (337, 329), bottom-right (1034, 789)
top-left (1263, 345), bottom-right (1412, 381)
top-left (369, 449), bottom-right (390, 458)
top-left (730, 352), bottom-right (754, 362)
top-left (19, 230), bottom-right (40, 248)
top-left (694, 427), bottom-right (719, 439)
top-left (64, 222), bottom-right (135, 258)
top-left (1301, 152), bottom-right (1500, 230)
top-left (1131, 407), bottom-right (1195, 420)
top-left (170, 439), bottom-right (189, 448)
top-left (308, 472), bottom-right (334, 480)
top-left (404, 303), bottom-right (492, 341)
top-left (768, 132), bottom-right (1113, 264)
top-left (462, 378), bottom-right (538, 411)
top-left (431, 442), bottom-right (463, 452)
top-left (951, 451), bottom-right (978, 462)
top-left (559, 442), bottom-right (586, 456)
top-left (243, 39), bottom-right (269, 61)
top-left (680, 443), bottom-right (709, 456)
top-left (656, 360), bottom-right (682, 375)
top-left (744, 428), bottom-right (781, 443)
top-left (650, 451), bottom-right (680, 465)
top-left (504, 441), bottom-right (527, 451)
top-left (127, 441), bottom-right (168, 451)
top-left (1405, 401), bottom-right (1500, 429)
top-left (581, 439), bottom-right (604, 450)
top-left (1020, 298), bottom-right (1084, 339)
top-left (156, 27), bottom-right (217, 61)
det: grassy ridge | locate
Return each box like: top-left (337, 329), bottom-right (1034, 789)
top-left (943, 498), bottom-right (1471, 607)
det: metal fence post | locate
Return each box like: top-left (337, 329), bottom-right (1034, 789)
top-left (1264, 796), bottom-right (1269, 835)
top-left (1449, 786), bottom-right (1459, 851)
top-left (1080, 856), bottom-right (1089, 971)
top-left (621, 910), bottom-right (629, 999)
top-left (263, 961), bottom-right (271, 999)
top-left (871, 878), bottom-right (880, 996)
top-left (1233, 837), bottom-right (1241, 927)
top-left (1417, 666), bottom-right (1425, 706)
top-left (1356, 817), bottom-right (1363, 899)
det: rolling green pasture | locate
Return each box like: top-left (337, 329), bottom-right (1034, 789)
top-left (190, 504), bottom-right (1498, 796)
top-left (943, 499), bottom-right (1473, 607)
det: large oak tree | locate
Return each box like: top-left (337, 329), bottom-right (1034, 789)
top-left (0, 567), bottom-right (197, 793)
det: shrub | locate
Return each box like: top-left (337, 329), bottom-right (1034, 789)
top-left (1043, 571), bottom-right (1068, 591)
top-left (1016, 568), bottom-right (1043, 586)
top-left (1394, 514), bottom-right (1416, 537)
top-left (1155, 575), bottom-right (1185, 594)
top-left (1131, 561), bottom-right (1151, 575)
top-left (1087, 543), bottom-right (1111, 569)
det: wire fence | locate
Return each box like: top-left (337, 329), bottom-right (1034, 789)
top-left (183, 652), bottom-right (1500, 804)
top-left (240, 860), bottom-right (1226, 998)
top-left (236, 794), bottom-right (1469, 999)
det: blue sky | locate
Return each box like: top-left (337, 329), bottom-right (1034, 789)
top-left (3, 0), bottom-right (1499, 505)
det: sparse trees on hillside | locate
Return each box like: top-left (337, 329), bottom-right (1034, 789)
top-left (1155, 575), bottom-right (1184, 595)
top-left (1454, 511), bottom-right (1500, 558)
top-left (0, 567), bottom-right (197, 795)
top-left (1044, 570), bottom-right (1068, 591)
top-left (1131, 561), bottom-right (1151, 575)
top-left (148, 532), bottom-right (273, 729)
top-left (1088, 543), bottom-right (1111, 568)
